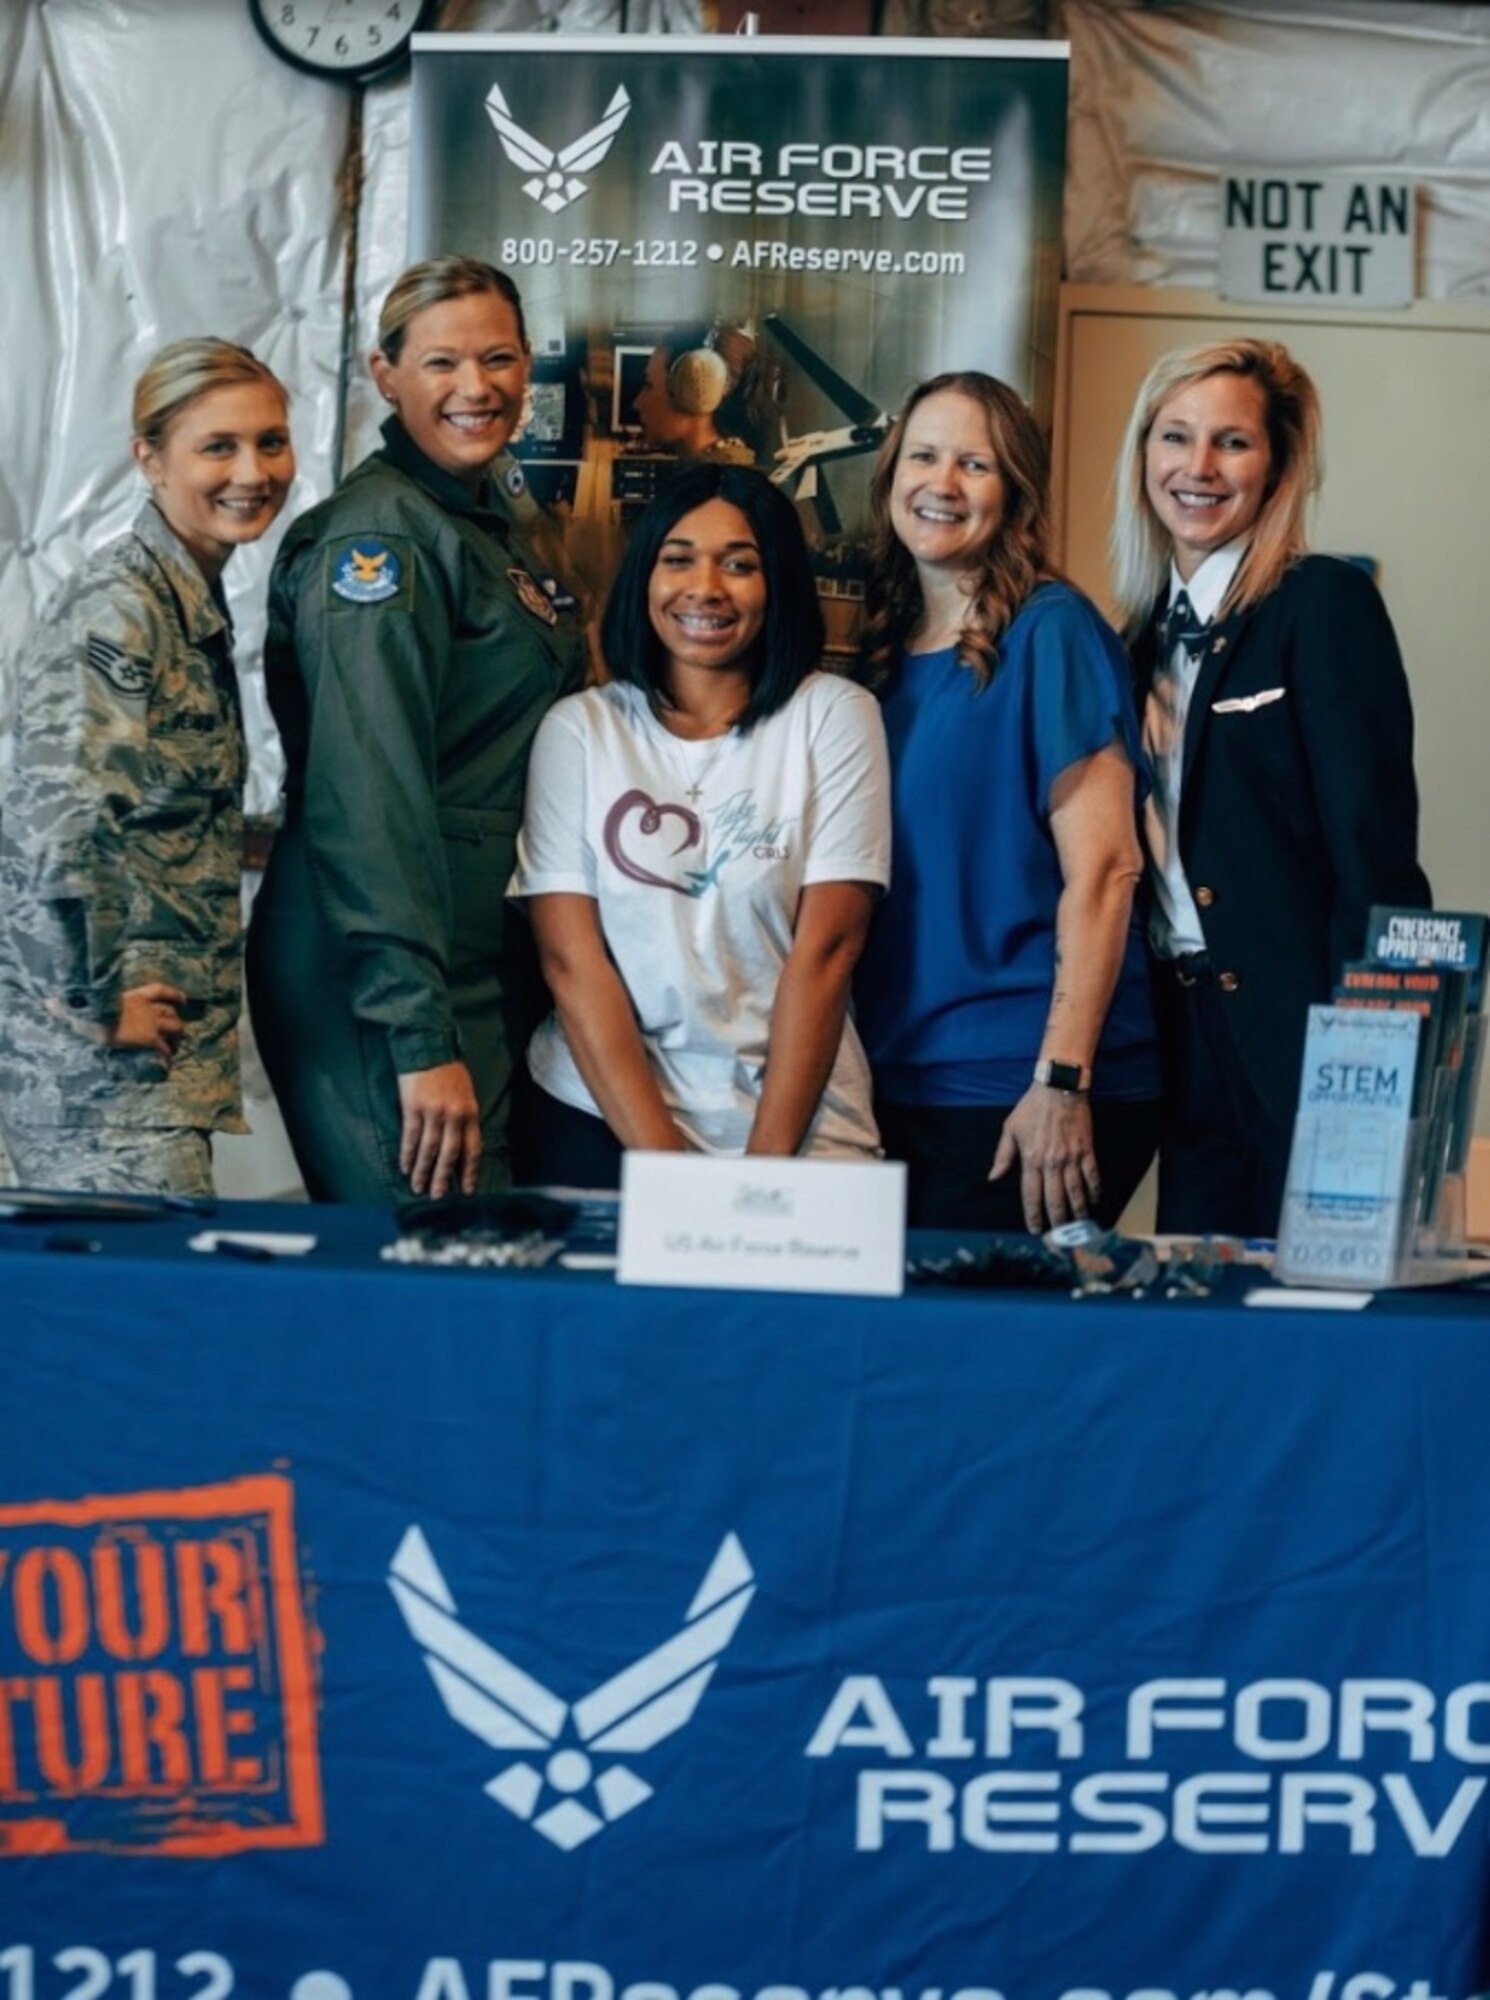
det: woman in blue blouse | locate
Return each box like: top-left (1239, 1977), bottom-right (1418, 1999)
top-left (855, 371), bottom-right (1161, 1232)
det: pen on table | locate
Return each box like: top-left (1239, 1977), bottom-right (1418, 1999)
top-left (211, 1238), bottom-right (276, 1263)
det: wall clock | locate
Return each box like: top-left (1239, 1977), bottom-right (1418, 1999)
top-left (249, 0), bottom-right (438, 83)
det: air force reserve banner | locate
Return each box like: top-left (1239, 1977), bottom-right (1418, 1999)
top-left (408, 33), bottom-right (1067, 638)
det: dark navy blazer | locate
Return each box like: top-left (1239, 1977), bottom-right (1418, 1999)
top-left (1133, 554), bottom-right (1432, 1131)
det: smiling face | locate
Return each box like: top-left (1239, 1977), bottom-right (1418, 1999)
top-left (647, 498), bottom-right (768, 686)
top-left (1144, 371), bottom-right (1274, 580)
top-left (135, 381), bottom-right (294, 581)
top-left (888, 389), bottom-right (1008, 577)
top-left (370, 290), bottom-right (528, 489)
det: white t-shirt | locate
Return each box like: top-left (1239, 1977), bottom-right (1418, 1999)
top-left (510, 672), bottom-right (891, 1156)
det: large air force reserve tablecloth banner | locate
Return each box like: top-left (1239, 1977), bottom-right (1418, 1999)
top-left (4, 1227), bottom-right (1490, 2000)
top-left (407, 34), bottom-right (1067, 638)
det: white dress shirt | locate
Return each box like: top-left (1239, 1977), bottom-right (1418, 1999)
top-left (1143, 541), bottom-right (1246, 960)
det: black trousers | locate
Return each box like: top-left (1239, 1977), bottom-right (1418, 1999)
top-left (875, 1095), bottom-right (1161, 1234)
top-left (515, 1078), bottom-right (625, 1191)
top-left (1152, 961), bottom-right (1292, 1238)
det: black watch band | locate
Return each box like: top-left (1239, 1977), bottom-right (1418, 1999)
top-left (1033, 1058), bottom-right (1091, 1094)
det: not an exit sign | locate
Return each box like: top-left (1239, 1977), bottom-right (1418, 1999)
top-left (1219, 171), bottom-right (1415, 307)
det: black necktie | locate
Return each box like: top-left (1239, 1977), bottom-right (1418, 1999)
top-left (1160, 588), bottom-right (1209, 659)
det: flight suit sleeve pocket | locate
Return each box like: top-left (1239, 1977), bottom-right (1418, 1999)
top-left (437, 807), bottom-right (522, 970)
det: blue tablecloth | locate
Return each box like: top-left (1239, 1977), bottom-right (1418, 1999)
top-left (2, 1204), bottom-right (1489, 1999)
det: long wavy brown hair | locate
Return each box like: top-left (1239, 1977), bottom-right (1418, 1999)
top-left (861, 371), bottom-right (1058, 692)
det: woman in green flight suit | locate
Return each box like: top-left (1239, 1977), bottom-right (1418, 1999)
top-left (248, 256), bottom-right (584, 1203)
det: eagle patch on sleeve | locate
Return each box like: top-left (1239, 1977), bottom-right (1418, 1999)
top-left (85, 632), bottom-right (152, 699)
top-left (328, 536), bottom-right (414, 609)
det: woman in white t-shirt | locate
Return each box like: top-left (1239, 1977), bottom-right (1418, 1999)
top-left (511, 463), bottom-right (890, 1185)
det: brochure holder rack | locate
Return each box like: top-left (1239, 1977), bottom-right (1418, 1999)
top-left (1277, 912), bottom-right (1488, 1289)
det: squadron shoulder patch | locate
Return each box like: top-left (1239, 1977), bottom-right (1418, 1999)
top-left (501, 461), bottom-right (528, 499)
top-left (508, 567), bottom-right (559, 626)
top-left (330, 537), bottom-right (408, 607)
top-left (85, 633), bottom-right (152, 700)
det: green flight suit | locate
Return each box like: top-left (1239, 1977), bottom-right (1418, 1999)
top-left (247, 419), bottom-right (584, 1202)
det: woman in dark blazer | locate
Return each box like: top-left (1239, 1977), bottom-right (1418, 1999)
top-left (1110, 337), bottom-right (1431, 1237)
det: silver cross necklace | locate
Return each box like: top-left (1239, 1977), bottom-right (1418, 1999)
top-left (659, 714), bottom-right (740, 804)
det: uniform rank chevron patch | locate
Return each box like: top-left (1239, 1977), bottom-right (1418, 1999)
top-left (85, 633), bottom-right (152, 699)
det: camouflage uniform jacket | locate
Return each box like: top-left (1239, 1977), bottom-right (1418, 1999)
top-left (0, 503), bottom-right (247, 1131)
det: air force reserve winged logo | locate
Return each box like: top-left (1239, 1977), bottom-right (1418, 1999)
top-left (388, 1526), bottom-right (755, 1850)
top-left (484, 80), bottom-right (632, 214)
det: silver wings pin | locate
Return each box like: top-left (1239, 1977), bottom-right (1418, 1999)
top-left (484, 83), bottom-right (632, 214)
top-left (388, 1525), bottom-right (755, 1849)
top-left (1212, 687), bottom-right (1287, 715)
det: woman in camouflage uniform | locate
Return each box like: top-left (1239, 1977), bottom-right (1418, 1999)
top-left (247, 257), bottom-right (584, 1204)
top-left (0, 340), bottom-right (294, 1196)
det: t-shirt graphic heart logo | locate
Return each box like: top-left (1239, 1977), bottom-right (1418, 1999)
top-left (602, 788), bottom-right (703, 895)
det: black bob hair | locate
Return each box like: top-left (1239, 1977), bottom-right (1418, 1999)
top-left (599, 462), bottom-right (825, 733)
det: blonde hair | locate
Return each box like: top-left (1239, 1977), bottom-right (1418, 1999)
top-left (132, 338), bottom-right (286, 448)
top-left (376, 255), bottom-right (527, 362)
top-left (1109, 337), bottom-right (1322, 641)
top-left (861, 371), bottom-right (1058, 692)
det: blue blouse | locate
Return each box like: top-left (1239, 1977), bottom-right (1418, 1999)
top-left (855, 583), bottom-right (1161, 1104)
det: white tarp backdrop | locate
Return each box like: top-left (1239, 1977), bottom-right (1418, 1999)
top-left (1063, 1), bottom-right (1490, 297)
top-left (1, 0), bottom-right (1486, 1191)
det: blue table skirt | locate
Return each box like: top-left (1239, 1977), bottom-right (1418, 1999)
top-left (2, 1203), bottom-right (1488, 1997)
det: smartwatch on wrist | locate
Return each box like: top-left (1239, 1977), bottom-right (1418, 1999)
top-left (1034, 1058), bottom-right (1091, 1094)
